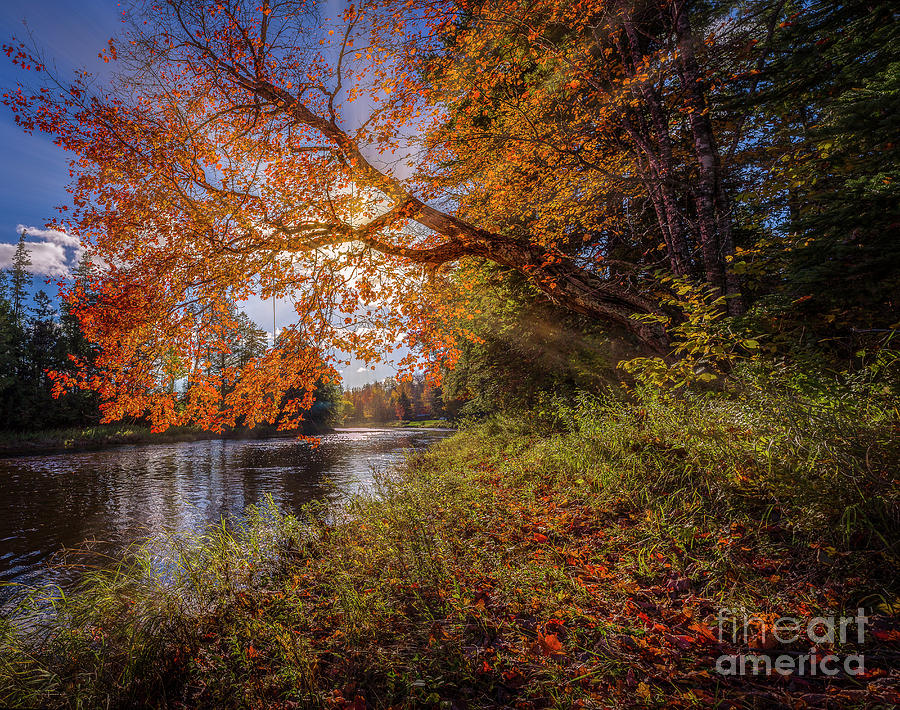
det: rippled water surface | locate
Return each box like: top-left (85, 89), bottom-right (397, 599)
top-left (0, 428), bottom-right (451, 599)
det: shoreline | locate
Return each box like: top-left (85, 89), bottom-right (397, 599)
top-left (342, 419), bottom-right (457, 430)
top-left (0, 423), bottom-right (336, 459)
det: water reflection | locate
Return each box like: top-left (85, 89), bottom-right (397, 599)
top-left (0, 428), bottom-right (450, 600)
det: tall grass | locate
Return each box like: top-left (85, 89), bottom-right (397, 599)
top-left (0, 424), bottom-right (148, 446)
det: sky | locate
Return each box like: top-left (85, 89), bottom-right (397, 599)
top-left (0, 0), bottom-right (117, 279)
top-left (0, 0), bottom-right (400, 388)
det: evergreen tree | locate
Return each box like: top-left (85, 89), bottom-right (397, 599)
top-left (0, 247), bottom-right (101, 431)
top-left (423, 383), bottom-right (444, 419)
top-left (10, 231), bottom-right (32, 321)
top-left (28, 290), bottom-right (57, 383)
top-left (235, 311), bottom-right (268, 368)
top-left (16, 290), bottom-right (58, 428)
top-left (0, 274), bottom-right (15, 409)
top-left (0, 236), bottom-right (31, 428)
top-left (732, 0), bottom-right (899, 328)
top-left (394, 390), bottom-right (413, 421)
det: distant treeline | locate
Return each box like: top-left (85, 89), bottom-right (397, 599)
top-left (0, 233), bottom-right (98, 431)
top-left (0, 232), bottom-right (340, 434)
top-left (342, 377), bottom-right (456, 424)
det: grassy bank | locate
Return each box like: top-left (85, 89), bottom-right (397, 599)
top-left (344, 419), bottom-right (456, 429)
top-left (388, 419), bottom-right (456, 429)
top-left (0, 424), bottom-right (212, 457)
top-left (1, 382), bottom-right (899, 708)
top-left (0, 422), bottom-right (335, 457)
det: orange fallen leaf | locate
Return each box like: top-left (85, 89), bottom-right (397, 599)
top-left (538, 632), bottom-right (564, 656)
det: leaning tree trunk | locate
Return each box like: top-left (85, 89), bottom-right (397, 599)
top-left (394, 202), bottom-right (672, 354)
top-left (479, 239), bottom-right (672, 356)
top-left (254, 79), bottom-right (673, 355)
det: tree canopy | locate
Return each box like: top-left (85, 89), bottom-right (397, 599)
top-left (3, 0), bottom-right (895, 429)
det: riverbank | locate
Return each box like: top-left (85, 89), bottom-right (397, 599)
top-left (1, 388), bottom-right (898, 708)
top-left (0, 424), bottom-right (212, 458)
top-left (347, 419), bottom-right (456, 429)
top-left (0, 422), bottom-right (335, 458)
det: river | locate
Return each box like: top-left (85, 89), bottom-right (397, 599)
top-left (0, 427), bottom-right (451, 604)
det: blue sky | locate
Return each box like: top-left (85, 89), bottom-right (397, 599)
top-left (0, 1), bottom-right (399, 388)
top-left (0, 1), bottom-right (120, 230)
top-left (0, 0), bottom-right (119, 285)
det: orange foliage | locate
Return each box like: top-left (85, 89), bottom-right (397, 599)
top-left (2, 0), bottom-right (737, 429)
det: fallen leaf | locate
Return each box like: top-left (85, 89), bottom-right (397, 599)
top-left (637, 682), bottom-right (651, 701)
top-left (538, 632), bottom-right (564, 656)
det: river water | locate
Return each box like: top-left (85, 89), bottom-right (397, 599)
top-left (0, 428), bottom-right (451, 603)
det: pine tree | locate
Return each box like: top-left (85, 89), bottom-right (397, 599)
top-left (28, 290), bottom-right (57, 384)
top-left (10, 230), bottom-right (32, 321)
top-left (748, 0), bottom-right (899, 325)
top-left (0, 273), bottom-right (14, 406)
top-left (394, 390), bottom-right (413, 421)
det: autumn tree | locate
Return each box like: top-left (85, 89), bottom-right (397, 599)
top-left (2, 0), bottom-right (756, 430)
top-left (344, 376), bottom-right (444, 423)
top-left (393, 389), bottom-right (413, 420)
top-left (417, 0), bottom-right (745, 312)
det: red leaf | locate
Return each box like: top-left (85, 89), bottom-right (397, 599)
top-left (538, 632), bottom-right (564, 655)
top-left (872, 630), bottom-right (900, 641)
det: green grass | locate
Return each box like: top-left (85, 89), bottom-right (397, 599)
top-left (1, 377), bottom-right (898, 708)
top-left (0, 424), bottom-right (214, 456)
top-left (395, 419), bottom-right (455, 428)
top-left (349, 419), bottom-right (455, 429)
top-left (0, 424), bottom-right (149, 446)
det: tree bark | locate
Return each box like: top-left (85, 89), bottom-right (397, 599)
top-left (672, 0), bottom-right (745, 315)
top-left (619, 25), bottom-right (694, 278)
top-left (477, 239), bottom-right (671, 355)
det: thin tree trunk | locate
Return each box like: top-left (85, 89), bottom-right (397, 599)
top-left (619, 25), bottom-right (694, 277)
top-left (672, 0), bottom-right (745, 315)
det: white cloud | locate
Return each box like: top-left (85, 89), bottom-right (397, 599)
top-left (356, 366), bottom-right (368, 373)
top-left (0, 225), bottom-right (83, 278)
top-left (0, 240), bottom-right (69, 278)
top-left (16, 224), bottom-right (81, 249)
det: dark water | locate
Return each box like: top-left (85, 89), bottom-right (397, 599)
top-left (0, 428), bottom-right (451, 601)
